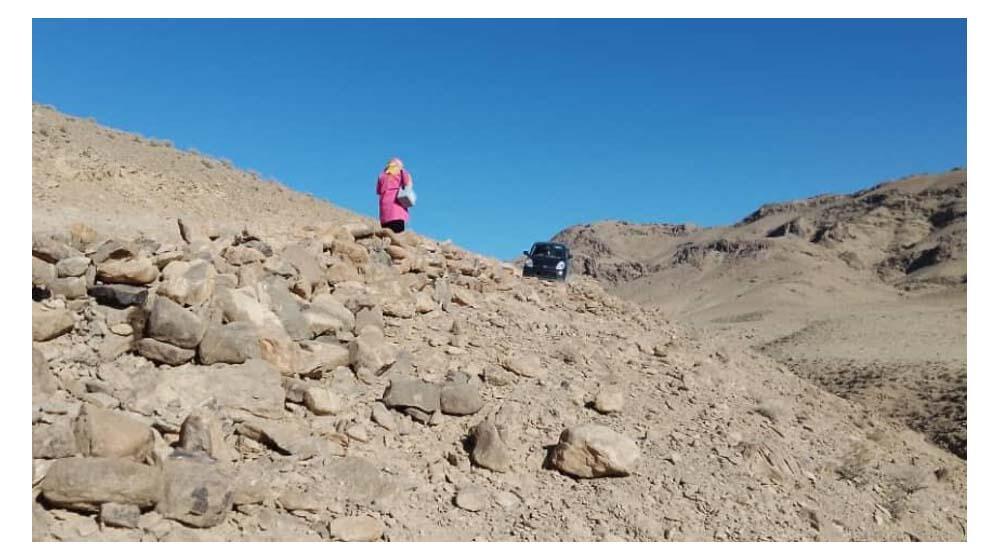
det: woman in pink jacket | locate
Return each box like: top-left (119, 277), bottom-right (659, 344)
top-left (376, 157), bottom-right (413, 233)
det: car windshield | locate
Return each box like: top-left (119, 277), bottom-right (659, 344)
top-left (531, 244), bottom-right (566, 258)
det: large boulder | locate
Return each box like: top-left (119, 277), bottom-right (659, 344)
top-left (33, 234), bottom-right (81, 263)
top-left (73, 404), bottom-right (154, 461)
top-left (198, 322), bottom-right (261, 365)
top-left (146, 296), bottom-right (206, 349)
top-left (549, 424), bottom-right (640, 478)
top-left (329, 515), bottom-right (385, 542)
top-left (32, 303), bottom-right (74, 341)
top-left (216, 287), bottom-right (284, 331)
top-left (158, 459), bottom-right (235, 528)
top-left (97, 257), bottom-right (159, 286)
top-left (121, 360), bottom-right (286, 426)
top-left (40, 457), bottom-right (163, 511)
top-left (33, 420), bottom-right (79, 459)
top-left (157, 259), bottom-right (217, 307)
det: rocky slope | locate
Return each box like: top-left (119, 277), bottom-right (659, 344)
top-left (552, 170), bottom-right (967, 458)
top-left (31, 106), bottom-right (967, 541)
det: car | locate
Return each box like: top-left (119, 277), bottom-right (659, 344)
top-left (522, 242), bottom-right (572, 281)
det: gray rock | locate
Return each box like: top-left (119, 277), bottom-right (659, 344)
top-left (158, 459), bottom-right (235, 528)
top-left (303, 387), bottom-right (342, 416)
top-left (593, 387), bottom-right (625, 414)
top-left (74, 404), bottom-right (154, 461)
top-left (549, 424), bottom-right (640, 478)
top-left (32, 420), bottom-right (78, 459)
top-left (370, 402), bottom-right (397, 431)
top-left (158, 259), bottom-right (217, 307)
top-left (178, 408), bottom-right (235, 462)
top-left (433, 277), bottom-right (452, 311)
top-left (471, 419), bottom-right (511, 473)
top-left (349, 331), bottom-right (398, 377)
top-left (354, 306), bottom-right (384, 336)
top-left (177, 217), bottom-right (209, 244)
top-left (382, 377), bottom-right (440, 413)
top-left (32, 303), bottom-right (74, 341)
top-left (146, 296), bottom-right (206, 349)
top-left (32, 256), bottom-right (56, 287)
top-left (281, 244), bottom-right (325, 289)
top-left (100, 503), bottom-right (141, 529)
top-left (263, 277), bottom-right (311, 340)
top-left (91, 239), bottom-right (138, 264)
top-left (329, 515), bottom-right (384, 542)
top-left (503, 354), bottom-right (544, 378)
top-left (33, 234), bottom-right (81, 263)
top-left (56, 256), bottom-right (91, 278)
top-left (88, 284), bottom-right (148, 308)
top-left (33, 347), bottom-right (58, 401)
top-left (236, 419), bottom-right (316, 457)
top-left (440, 383), bottom-right (484, 416)
top-left (296, 340), bottom-right (351, 377)
top-left (40, 457), bottom-right (164, 511)
top-left (197, 322), bottom-right (260, 365)
top-left (48, 276), bottom-right (88, 299)
top-left (308, 294), bottom-right (355, 332)
top-left (135, 337), bottom-right (196, 366)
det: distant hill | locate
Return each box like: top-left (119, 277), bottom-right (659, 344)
top-left (553, 170), bottom-right (967, 457)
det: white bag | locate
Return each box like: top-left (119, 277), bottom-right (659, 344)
top-left (396, 184), bottom-right (417, 208)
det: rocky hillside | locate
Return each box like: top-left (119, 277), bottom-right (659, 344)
top-left (552, 171), bottom-right (967, 458)
top-left (31, 107), bottom-right (966, 541)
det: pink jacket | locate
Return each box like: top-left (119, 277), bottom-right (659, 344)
top-left (376, 168), bottom-right (412, 224)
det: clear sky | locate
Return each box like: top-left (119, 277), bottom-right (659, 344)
top-left (32, 19), bottom-right (966, 259)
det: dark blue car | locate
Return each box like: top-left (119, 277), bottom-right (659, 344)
top-left (522, 242), bottom-right (572, 281)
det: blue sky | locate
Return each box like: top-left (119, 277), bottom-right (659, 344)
top-left (33, 19), bottom-right (966, 259)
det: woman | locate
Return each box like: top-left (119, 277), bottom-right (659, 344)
top-left (375, 157), bottom-right (413, 233)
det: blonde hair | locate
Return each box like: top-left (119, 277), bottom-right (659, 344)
top-left (384, 158), bottom-right (404, 176)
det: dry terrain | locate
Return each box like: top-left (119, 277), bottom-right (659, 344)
top-left (553, 170), bottom-right (967, 458)
top-left (31, 105), bottom-right (966, 541)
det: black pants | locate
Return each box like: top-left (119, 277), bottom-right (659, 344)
top-left (381, 220), bottom-right (405, 233)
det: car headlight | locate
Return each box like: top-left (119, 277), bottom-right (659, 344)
top-left (524, 258), bottom-right (533, 268)
top-left (556, 261), bottom-right (566, 271)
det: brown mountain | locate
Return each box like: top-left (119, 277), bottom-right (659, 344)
top-left (553, 170), bottom-right (967, 457)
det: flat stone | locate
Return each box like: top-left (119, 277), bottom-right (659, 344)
top-left (382, 377), bottom-right (440, 413)
top-left (177, 407), bottom-right (235, 462)
top-left (97, 257), bottom-right (159, 286)
top-left (33, 421), bottom-right (79, 459)
top-left (455, 486), bottom-right (489, 512)
top-left (135, 337), bottom-right (196, 366)
top-left (88, 284), bottom-right (148, 308)
top-left (370, 402), bottom-right (397, 431)
top-left (329, 515), bottom-right (385, 542)
top-left (197, 321), bottom-right (260, 365)
top-left (100, 503), bottom-right (141, 529)
top-left (503, 354), bottom-right (544, 378)
top-left (40, 457), bottom-right (164, 512)
top-left (33, 346), bottom-right (58, 401)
